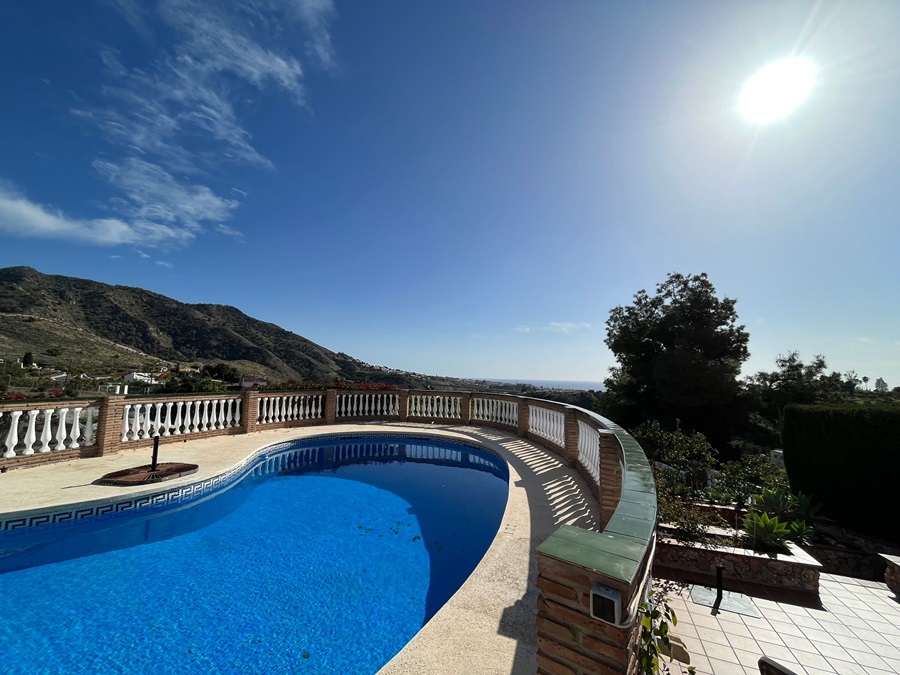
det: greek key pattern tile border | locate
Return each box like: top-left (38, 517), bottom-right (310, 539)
top-left (0, 430), bottom-right (504, 533)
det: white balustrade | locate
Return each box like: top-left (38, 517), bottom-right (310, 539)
top-left (577, 420), bottom-right (601, 485)
top-left (0, 403), bottom-right (101, 457)
top-left (257, 394), bottom-right (325, 424)
top-left (529, 404), bottom-right (566, 447)
top-left (336, 393), bottom-right (399, 418)
top-left (116, 396), bottom-right (242, 444)
top-left (408, 394), bottom-right (462, 419)
top-left (471, 397), bottom-right (518, 427)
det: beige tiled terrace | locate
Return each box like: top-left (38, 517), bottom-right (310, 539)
top-left (660, 571), bottom-right (900, 675)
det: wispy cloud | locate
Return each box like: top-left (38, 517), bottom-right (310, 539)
top-left (515, 322), bottom-right (593, 334)
top-left (0, 184), bottom-right (144, 246)
top-left (215, 223), bottom-right (245, 241)
top-left (155, 260), bottom-right (174, 268)
top-left (854, 337), bottom-right (875, 344)
top-left (15, 0), bottom-right (336, 248)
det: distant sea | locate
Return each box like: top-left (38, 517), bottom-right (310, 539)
top-left (484, 378), bottom-right (604, 391)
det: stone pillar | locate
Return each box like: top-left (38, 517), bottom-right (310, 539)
top-left (325, 389), bottom-right (337, 424)
top-left (598, 431), bottom-right (624, 531)
top-left (95, 395), bottom-right (126, 456)
top-left (459, 393), bottom-right (472, 424)
top-left (242, 390), bottom-right (260, 435)
top-left (517, 398), bottom-right (529, 437)
top-left (563, 408), bottom-right (579, 467)
top-left (398, 389), bottom-right (410, 422)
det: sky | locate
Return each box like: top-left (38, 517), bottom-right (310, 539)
top-left (1, 1), bottom-right (899, 386)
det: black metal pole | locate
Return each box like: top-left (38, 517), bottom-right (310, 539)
top-left (150, 435), bottom-right (160, 472)
top-left (715, 563), bottom-right (724, 604)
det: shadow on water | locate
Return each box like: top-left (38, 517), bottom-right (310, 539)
top-left (278, 439), bottom-right (509, 622)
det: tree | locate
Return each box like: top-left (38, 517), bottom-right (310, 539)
top-left (745, 352), bottom-right (842, 431)
top-left (22, 351), bottom-right (34, 367)
top-left (875, 377), bottom-right (888, 393)
top-left (862, 376), bottom-right (869, 391)
top-left (601, 273), bottom-right (749, 448)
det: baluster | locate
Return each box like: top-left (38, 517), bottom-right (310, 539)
top-left (172, 402), bottom-right (184, 435)
top-left (139, 404), bottom-right (150, 439)
top-left (150, 402), bottom-right (161, 437)
top-left (213, 399), bottom-right (221, 429)
top-left (84, 407), bottom-right (96, 446)
top-left (272, 397), bottom-right (280, 423)
top-left (201, 400), bottom-right (210, 431)
top-left (161, 402), bottom-right (173, 436)
top-left (69, 407), bottom-right (83, 449)
top-left (55, 408), bottom-right (70, 450)
top-left (21, 409), bottom-right (39, 455)
top-left (184, 400), bottom-right (200, 434)
top-left (234, 398), bottom-right (242, 427)
top-left (222, 399), bottom-right (231, 427)
top-left (3, 410), bottom-right (22, 457)
top-left (121, 404), bottom-right (132, 442)
top-left (39, 408), bottom-right (55, 452)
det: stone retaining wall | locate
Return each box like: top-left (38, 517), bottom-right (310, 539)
top-left (655, 538), bottom-right (821, 594)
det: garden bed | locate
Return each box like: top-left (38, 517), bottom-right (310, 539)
top-left (654, 531), bottom-right (822, 595)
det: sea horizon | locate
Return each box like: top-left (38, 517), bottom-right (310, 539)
top-left (476, 378), bottom-right (604, 391)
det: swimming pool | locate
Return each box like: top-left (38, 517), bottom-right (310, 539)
top-left (0, 435), bottom-right (509, 674)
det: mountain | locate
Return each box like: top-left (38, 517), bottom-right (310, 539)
top-left (0, 266), bottom-right (445, 387)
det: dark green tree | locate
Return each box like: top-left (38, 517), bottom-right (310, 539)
top-left (22, 351), bottom-right (34, 367)
top-left (601, 273), bottom-right (749, 449)
top-left (744, 352), bottom-right (843, 432)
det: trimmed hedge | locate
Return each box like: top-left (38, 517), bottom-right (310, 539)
top-left (782, 403), bottom-right (900, 543)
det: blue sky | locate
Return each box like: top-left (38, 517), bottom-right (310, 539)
top-left (1, 1), bottom-right (899, 385)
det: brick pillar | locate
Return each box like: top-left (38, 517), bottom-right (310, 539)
top-left (536, 550), bottom-right (643, 675)
top-left (598, 431), bottom-right (624, 531)
top-left (563, 409), bottom-right (579, 467)
top-left (96, 395), bottom-right (126, 456)
top-left (398, 389), bottom-right (409, 422)
top-left (325, 389), bottom-right (337, 424)
top-left (459, 393), bottom-right (472, 424)
top-left (517, 398), bottom-right (529, 436)
top-left (242, 390), bottom-right (260, 434)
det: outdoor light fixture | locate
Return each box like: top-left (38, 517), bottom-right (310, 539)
top-left (589, 583), bottom-right (622, 625)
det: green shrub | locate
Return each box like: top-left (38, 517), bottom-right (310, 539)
top-left (750, 488), bottom-right (795, 519)
top-left (787, 520), bottom-right (814, 545)
top-left (637, 591), bottom-right (696, 675)
top-left (783, 403), bottom-right (900, 543)
top-left (742, 511), bottom-right (790, 553)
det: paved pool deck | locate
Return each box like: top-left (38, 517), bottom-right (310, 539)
top-left (0, 423), bottom-right (602, 675)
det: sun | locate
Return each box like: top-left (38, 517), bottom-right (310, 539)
top-left (738, 57), bottom-right (816, 124)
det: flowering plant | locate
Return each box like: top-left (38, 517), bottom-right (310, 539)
top-left (0, 390), bottom-right (65, 401)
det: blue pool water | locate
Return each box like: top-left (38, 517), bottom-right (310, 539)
top-left (0, 437), bottom-right (508, 674)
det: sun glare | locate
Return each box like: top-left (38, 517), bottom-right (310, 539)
top-left (739, 57), bottom-right (816, 124)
